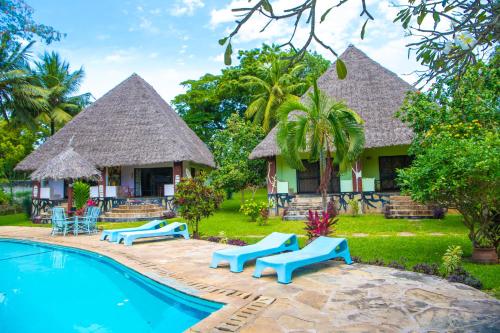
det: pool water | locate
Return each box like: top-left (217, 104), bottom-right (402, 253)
top-left (0, 239), bottom-right (222, 333)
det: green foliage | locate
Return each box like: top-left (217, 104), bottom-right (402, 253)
top-left (0, 188), bottom-right (9, 205)
top-left (276, 79), bottom-right (364, 208)
top-left (174, 173), bottom-right (224, 238)
top-left (73, 181), bottom-right (90, 210)
top-left (347, 198), bottom-right (360, 217)
top-left (397, 52), bottom-right (500, 249)
top-left (442, 245), bottom-right (463, 276)
top-left (172, 44), bottom-right (330, 142)
top-left (210, 114), bottom-right (266, 196)
top-left (0, 121), bottom-right (37, 188)
top-left (33, 52), bottom-right (91, 136)
top-left (0, 0), bottom-right (63, 44)
top-left (20, 194), bottom-right (31, 217)
top-left (243, 58), bottom-right (306, 132)
top-left (0, 35), bottom-right (47, 125)
top-left (240, 199), bottom-right (268, 222)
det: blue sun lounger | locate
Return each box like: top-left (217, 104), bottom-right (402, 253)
top-left (253, 236), bottom-right (353, 284)
top-left (100, 220), bottom-right (167, 242)
top-left (117, 222), bottom-right (189, 246)
top-left (210, 232), bottom-right (299, 273)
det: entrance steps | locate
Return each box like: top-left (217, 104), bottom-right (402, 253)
top-left (385, 196), bottom-right (434, 219)
top-left (100, 203), bottom-right (167, 222)
top-left (283, 195), bottom-right (323, 221)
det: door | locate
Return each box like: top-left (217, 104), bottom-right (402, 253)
top-left (297, 161), bottom-right (320, 194)
top-left (379, 155), bottom-right (412, 191)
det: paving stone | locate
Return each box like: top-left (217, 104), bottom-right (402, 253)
top-left (277, 315), bottom-right (315, 330)
top-left (295, 290), bottom-right (328, 310)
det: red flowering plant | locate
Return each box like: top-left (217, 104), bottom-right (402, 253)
top-left (304, 199), bottom-right (339, 242)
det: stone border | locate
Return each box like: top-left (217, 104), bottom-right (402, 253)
top-left (0, 232), bottom-right (274, 332)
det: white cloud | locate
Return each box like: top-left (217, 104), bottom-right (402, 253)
top-left (149, 52), bottom-right (159, 58)
top-left (170, 0), bottom-right (204, 17)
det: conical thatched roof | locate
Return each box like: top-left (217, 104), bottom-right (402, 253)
top-left (250, 45), bottom-right (414, 159)
top-left (16, 74), bottom-right (215, 171)
top-left (30, 147), bottom-right (101, 181)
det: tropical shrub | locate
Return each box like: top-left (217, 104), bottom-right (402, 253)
top-left (397, 52), bottom-right (500, 252)
top-left (174, 173), bottom-right (224, 238)
top-left (441, 245), bottom-right (463, 276)
top-left (347, 198), bottom-right (360, 217)
top-left (447, 267), bottom-right (483, 289)
top-left (256, 207), bottom-right (269, 226)
top-left (227, 239), bottom-right (247, 246)
top-left (412, 263), bottom-right (440, 276)
top-left (240, 199), bottom-right (268, 222)
top-left (73, 181), bottom-right (90, 210)
top-left (304, 210), bottom-right (337, 241)
top-left (0, 188), bottom-right (8, 205)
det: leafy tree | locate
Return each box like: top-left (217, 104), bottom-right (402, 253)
top-left (1, 0), bottom-right (63, 43)
top-left (277, 79), bottom-right (365, 209)
top-left (172, 44), bottom-right (329, 142)
top-left (0, 120), bottom-right (37, 203)
top-left (243, 58), bottom-right (306, 132)
top-left (33, 52), bottom-right (91, 136)
top-left (219, 0), bottom-right (497, 85)
top-left (0, 35), bottom-right (47, 125)
top-left (397, 52), bottom-right (499, 252)
top-left (210, 114), bottom-right (266, 200)
top-left (73, 181), bottom-right (90, 211)
top-left (174, 173), bottom-right (224, 238)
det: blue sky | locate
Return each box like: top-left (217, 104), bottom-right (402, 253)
top-left (29, 0), bottom-right (421, 103)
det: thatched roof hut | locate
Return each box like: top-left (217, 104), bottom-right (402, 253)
top-left (250, 45), bottom-right (414, 159)
top-left (30, 147), bottom-right (101, 181)
top-left (16, 73), bottom-right (215, 171)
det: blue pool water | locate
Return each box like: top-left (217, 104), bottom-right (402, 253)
top-left (0, 239), bottom-right (222, 333)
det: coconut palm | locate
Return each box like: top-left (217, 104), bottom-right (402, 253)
top-left (277, 79), bottom-right (365, 209)
top-left (0, 35), bottom-right (47, 125)
top-left (242, 59), bottom-right (306, 132)
top-left (33, 52), bottom-right (91, 136)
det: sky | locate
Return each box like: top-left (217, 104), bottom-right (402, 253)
top-left (28, 0), bottom-right (422, 103)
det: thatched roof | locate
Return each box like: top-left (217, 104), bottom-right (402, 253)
top-left (16, 74), bottom-right (215, 171)
top-left (30, 147), bottom-right (101, 181)
top-left (250, 45), bottom-right (414, 159)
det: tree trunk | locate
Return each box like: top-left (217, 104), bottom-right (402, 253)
top-left (319, 150), bottom-right (327, 211)
top-left (50, 120), bottom-right (55, 136)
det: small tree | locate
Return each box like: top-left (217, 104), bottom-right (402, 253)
top-left (210, 114), bottom-right (266, 201)
top-left (397, 52), bottom-right (499, 257)
top-left (174, 173), bottom-right (223, 238)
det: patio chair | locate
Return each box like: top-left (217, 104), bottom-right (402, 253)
top-left (116, 222), bottom-right (189, 246)
top-left (210, 232), bottom-right (299, 273)
top-left (75, 207), bottom-right (101, 235)
top-left (100, 219), bottom-right (167, 242)
top-left (253, 236), bottom-right (353, 284)
top-left (51, 207), bottom-right (74, 236)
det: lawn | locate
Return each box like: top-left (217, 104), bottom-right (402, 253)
top-left (1, 188), bottom-right (498, 297)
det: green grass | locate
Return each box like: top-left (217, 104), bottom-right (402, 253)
top-left (1, 188), bottom-right (498, 296)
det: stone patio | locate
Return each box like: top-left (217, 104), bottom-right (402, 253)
top-left (1, 226), bottom-right (499, 332)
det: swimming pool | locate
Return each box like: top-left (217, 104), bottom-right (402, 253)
top-left (0, 239), bottom-right (223, 333)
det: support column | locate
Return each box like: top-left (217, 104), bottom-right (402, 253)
top-left (267, 157), bottom-right (277, 194)
top-left (31, 180), bottom-right (41, 218)
top-left (352, 160), bottom-right (363, 192)
top-left (67, 181), bottom-right (73, 213)
top-left (100, 168), bottom-right (107, 198)
top-left (173, 161), bottom-right (183, 191)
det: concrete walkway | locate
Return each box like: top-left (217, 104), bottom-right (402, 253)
top-left (1, 226), bottom-right (499, 332)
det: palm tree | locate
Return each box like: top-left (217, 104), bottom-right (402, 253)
top-left (33, 52), bottom-right (91, 136)
top-left (242, 59), bottom-right (306, 132)
top-left (276, 79), bottom-right (365, 210)
top-left (0, 35), bottom-right (47, 126)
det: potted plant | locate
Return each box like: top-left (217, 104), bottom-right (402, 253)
top-left (471, 232), bottom-right (498, 264)
top-left (73, 181), bottom-right (90, 216)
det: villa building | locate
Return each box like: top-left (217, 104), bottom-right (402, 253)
top-left (15, 74), bottom-right (214, 216)
top-left (250, 46), bottom-right (415, 215)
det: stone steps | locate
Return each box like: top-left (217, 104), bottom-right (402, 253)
top-left (386, 196), bottom-right (435, 219)
top-left (100, 203), bottom-right (167, 222)
top-left (283, 196), bottom-right (324, 221)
